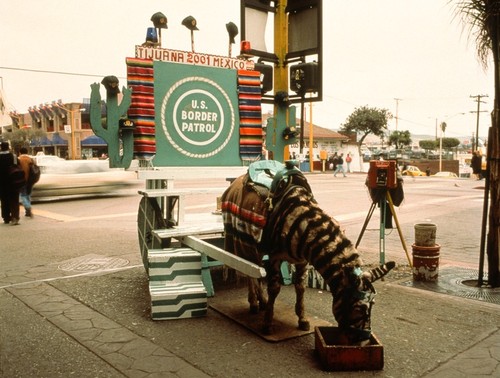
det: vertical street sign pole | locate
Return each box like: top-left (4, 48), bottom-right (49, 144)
top-left (273, 0), bottom-right (289, 162)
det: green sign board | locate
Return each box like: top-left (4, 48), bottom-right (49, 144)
top-left (153, 61), bottom-right (241, 166)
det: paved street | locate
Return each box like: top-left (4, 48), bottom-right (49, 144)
top-left (1, 171), bottom-right (499, 377)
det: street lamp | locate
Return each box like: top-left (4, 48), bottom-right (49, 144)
top-left (439, 122), bottom-right (446, 172)
top-left (435, 112), bottom-right (465, 172)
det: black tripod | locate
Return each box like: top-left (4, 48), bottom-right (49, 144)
top-left (355, 189), bottom-right (412, 267)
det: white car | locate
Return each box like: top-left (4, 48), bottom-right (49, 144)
top-left (34, 154), bottom-right (112, 174)
top-left (31, 154), bottom-right (139, 199)
top-left (432, 171), bottom-right (458, 178)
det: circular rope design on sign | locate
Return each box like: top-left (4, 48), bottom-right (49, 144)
top-left (160, 76), bottom-right (235, 158)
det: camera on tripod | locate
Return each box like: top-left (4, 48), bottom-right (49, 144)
top-left (368, 160), bottom-right (397, 189)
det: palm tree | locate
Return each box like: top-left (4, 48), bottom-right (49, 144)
top-left (452, 0), bottom-right (500, 287)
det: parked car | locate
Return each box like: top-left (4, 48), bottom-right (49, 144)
top-left (402, 165), bottom-right (426, 177)
top-left (432, 171), bottom-right (458, 178)
top-left (426, 151), bottom-right (439, 160)
top-left (409, 150), bottom-right (424, 159)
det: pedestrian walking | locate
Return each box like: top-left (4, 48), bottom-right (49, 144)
top-left (345, 153), bottom-right (352, 173)
top-left (0, 141), bottom-right (21, 225)
top-left (18, 147), bottom-right (35, 217)
top-left (333, 153), bottom-right (346, 177)
top-left (329, 152), bottom-right (338, 171)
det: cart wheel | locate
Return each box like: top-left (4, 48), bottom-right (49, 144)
top-left (137, 197), bottom-right (169, 272)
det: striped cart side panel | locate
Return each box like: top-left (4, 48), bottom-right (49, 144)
top-left (126, 57), bottom-right (156, 159)
top-left (149, 282), bottom-right (207, 320)
top-left (148, 247), bottom-right (202, 283)
top-left (237, 70), bottom-right (263, 162)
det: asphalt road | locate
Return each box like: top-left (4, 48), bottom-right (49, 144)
top-left (1, 171), bottom-right (496, 377)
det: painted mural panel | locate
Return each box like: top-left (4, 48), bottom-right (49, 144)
top-left (153, 61), bottom-right (241, 166)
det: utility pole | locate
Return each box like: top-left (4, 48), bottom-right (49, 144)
top-left (470, 94), bottom-right (488, 151)
top-left (394, 98), bottom-right (402, 131)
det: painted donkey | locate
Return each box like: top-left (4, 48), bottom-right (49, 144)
top-left (221, 161), bottom-right (395, 341)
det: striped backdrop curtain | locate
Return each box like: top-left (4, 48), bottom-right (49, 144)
top-left (237, 70), bottom-right (263, 163)
top-left (126, 58), bottom-right (156, 159)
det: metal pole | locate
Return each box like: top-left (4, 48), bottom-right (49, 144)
top-left (299, 100), bottom-right (304, 153)
top-left (379, 196), bottom-right (386, 265)
top-left (439, 130), bottom-right (442, 172)
top-left (273, 0), bottom-right (289, 161)
top-left (475, 98), bottom-right (481, 151)
top-left (308, 101), bottom-right (313, 172)
top-left (470, 94), bottom-right (488, 152)
top-left (394, 98), bottom-right (401, 131)
top-left (478, 126), bottom-right (493, 286)
top-left (70, 109), bottom-right (76, 160)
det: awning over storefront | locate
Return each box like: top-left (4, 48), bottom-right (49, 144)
top-left (51, 133), bottom-right (68, 145)
top-left (31, 136), bottom-right (52, 146)
top-left (81, 135), bottom-right (107, 146)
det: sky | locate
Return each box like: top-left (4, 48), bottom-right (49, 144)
top-left (0, 0), bottom-right (494, 141)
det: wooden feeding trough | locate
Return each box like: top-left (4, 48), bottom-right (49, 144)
top-left (315, 327), bottom-right (384, 371)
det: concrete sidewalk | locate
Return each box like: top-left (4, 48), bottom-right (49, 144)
top-left (2, 263), bottom-right (499, 377)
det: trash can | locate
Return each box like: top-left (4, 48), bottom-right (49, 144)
top-left (414, 223), bottom-right (436, 247)
top-left (412, 244), bottom-right (440, 281)
top-left (413, 222), bottom-right (439, 281)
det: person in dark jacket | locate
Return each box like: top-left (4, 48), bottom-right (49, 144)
top-left (0, 141), bottom-right (21, 225)
top-left (471, 151), bottom-right (482, 180)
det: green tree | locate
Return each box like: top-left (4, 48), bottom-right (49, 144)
top-left (453, 0), bottom-right (500, 286)
top-left (2, 127), bottom-right (46, 154)
top-left (441, 137), bottom-right (460, 150)
top-left (388, 130), bottom-right (412, 149)
top-left (340, 106), bottom-right (392, 171)
top-left (419, 139), bottom-right (438, 151)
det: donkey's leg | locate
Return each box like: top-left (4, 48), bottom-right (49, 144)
top-left (256, 277), bottom-right (268, 311)
top-left (263, 260), bottom-right (282, 335)
top-left (247, 277), bottom-right (261, 314)
top-left (293, 263), bottom-right (310, 331)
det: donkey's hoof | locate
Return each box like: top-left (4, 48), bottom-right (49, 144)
top-left (262, 325), bottom-right (273, 335)
top-left (298, 320), bottom-right (310, 331)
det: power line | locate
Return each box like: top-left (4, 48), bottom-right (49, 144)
top-left (0, 66), bottom-right (126, 80)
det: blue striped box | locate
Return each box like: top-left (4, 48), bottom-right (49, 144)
top-left (148, 247), bottom-right (202, 283)
top-left (149, 282), bottom-right (207, 320)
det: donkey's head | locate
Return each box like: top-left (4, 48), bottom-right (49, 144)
top-left (332, 262), bottom-right (395, 344)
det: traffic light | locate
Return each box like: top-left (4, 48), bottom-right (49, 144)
top-left (254, 62), bottom-right (273, 93)
top-left (290, 62), bottom-right (319, 94)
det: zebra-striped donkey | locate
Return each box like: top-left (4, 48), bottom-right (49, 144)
top-left (221, 161), bottom-right (395, 343)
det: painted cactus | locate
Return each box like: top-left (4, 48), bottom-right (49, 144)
top-left (89, 76), bottom-right (133, 168)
